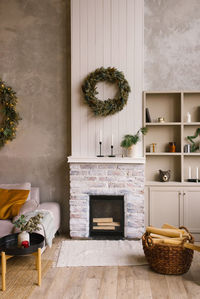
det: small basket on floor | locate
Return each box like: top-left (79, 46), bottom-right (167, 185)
top-left (142, 226), bottom-right (194, 275)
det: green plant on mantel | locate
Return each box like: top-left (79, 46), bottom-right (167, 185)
top-left (121, 127), bottom-right (148, 148)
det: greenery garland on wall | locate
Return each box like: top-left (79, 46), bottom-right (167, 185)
top-left (0, 78), bottom-right (21, 148)
top-left (82, 67), bottom-right (131, 116)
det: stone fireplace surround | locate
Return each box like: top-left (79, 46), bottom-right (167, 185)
top-left (68, 157), bottom-right (145, 239)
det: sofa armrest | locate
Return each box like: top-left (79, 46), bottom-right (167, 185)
top-left (38, 202), bottom-right (60, 233)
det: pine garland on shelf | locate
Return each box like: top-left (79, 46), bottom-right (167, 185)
top-left (82, 67), bottom-right (131, 116)
top-left (0, 78), bottom-right (21, 148)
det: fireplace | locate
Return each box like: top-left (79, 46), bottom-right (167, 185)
top-left (68, 160), bottom-right (145, 239)
top-left (89, 195), bottom-right (124, 239)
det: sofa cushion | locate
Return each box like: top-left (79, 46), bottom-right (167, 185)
top-left (0, 182), bottom-right (31, 201)
top-left (0, 220), bottom-right (14, 237)
top-left (12, 199), bottom-right (39, 223)
top-left (30, 187), bottom-right (40, 205)
top-left (12, 187), bottom-right (40, 222)
top-left (0, 188), bottom-right (30, 220)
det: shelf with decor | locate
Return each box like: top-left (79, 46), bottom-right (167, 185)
top-left (183, 156), bottom-right (200, 183)
top-left (183, 122), bottom-right (200, 126)
top-left (184, 153), bottom-right (200, 156)
top-left (145, 125), bottom-right (181, 154)
top-left (183, 92), bottom-right (200, 123)
top-left (144, 91), bottom-right (200, 183)
top-left (145, 155), bottom-right (181, 183)
top-left (144, 91), bottom-right (200, 239)
top-left (145, 122), bottom-right (181, 126)
top-left (146, 153), bottom-right (182, 156)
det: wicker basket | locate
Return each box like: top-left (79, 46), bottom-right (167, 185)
top-left (142, 226), bottom-right (194, 275)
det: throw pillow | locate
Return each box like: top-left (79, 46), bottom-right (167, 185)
top-left (0, 188), bottom-right (30, 220)
top-left (0, 182), bottom-right (31, 201)
top-left (12, 199), bottom-right (39, 223)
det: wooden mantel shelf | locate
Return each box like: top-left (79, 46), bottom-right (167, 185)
top-left (67, 156), bottom-right (145, 164)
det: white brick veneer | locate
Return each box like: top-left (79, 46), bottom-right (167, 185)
top-left (69, 163), bottom-right (145, 239)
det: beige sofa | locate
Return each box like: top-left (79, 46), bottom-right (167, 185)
top-left (0, 187), bottom-right (60, 241)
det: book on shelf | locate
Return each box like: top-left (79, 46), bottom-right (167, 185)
top-left (93, 226), bottom-right (115, 230)
top-left (93, 217), bottom-right (113, 223)
top-left (146, 108), bottom-right (151, 123)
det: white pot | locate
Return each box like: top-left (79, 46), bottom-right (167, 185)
top-left (18, 231), bottom-right (30, 248)
top-left (127, 145), bottom-right (138, 157)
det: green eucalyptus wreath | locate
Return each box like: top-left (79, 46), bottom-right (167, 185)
top-left (0, 78), bottom-right (21, 147)
top-left (82, 67), bottom-right (131, 116)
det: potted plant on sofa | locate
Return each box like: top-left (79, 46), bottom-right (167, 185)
top-left (13, 213), bottom-right (43, 248)
top-left (121, 127), bottom-right (148, 157)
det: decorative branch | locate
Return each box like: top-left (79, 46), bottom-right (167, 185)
top-left (13, 213), bottom-right (43, 233)
top-left (187, 128), bottom-right (200, 152)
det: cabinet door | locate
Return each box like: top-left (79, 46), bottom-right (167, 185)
top-left (183, 188), bottom-right (200, 233)
top-left (149, 187), bottom-right (181, 227)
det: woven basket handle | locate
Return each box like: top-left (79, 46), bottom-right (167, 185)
top-left (142, 232), bottom-right (155, 249)
top-left (179, 226), bottom-right (194, 243)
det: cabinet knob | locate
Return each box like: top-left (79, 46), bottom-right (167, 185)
top-left (179, 192), bottom-right (181, 195)
top-left (183, 193), bottom-right (186, 196)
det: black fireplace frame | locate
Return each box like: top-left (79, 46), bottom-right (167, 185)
top-left (89, 195), bottom-right (124, 239)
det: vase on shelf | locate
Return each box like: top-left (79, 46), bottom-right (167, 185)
top-left (18, 231), bottom-right (30, 248)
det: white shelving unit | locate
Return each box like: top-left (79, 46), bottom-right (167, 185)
top-left (144, 91), bottom-right (200, 184)
top-left (143, 91), bottom-right (200, 239)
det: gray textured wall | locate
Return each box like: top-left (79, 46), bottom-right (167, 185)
top-left (2, 0), bottom-right (200, 233)
top-left (145, 0), bottom-right (200, 90)
top-left (0, 0), bottom-right (71, 233)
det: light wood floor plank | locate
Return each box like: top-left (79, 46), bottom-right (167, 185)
top-left (53, 267), bottom-right (88, 299)
top-left (80, 267), bottom-right (103, 299)
top-left (45, 267), bottom-right (74, 299)
top-left (98, 267), bottom-right (118, 299)
top-left (165, 276), bottom-right (188, 299)
top-left (182, 279), bottom-right (200, 299)
top-left (182, 255), bottom-right (200, 299)
top-left (29, 267), bottom-right (59, 299)
top-left (134, 280), bottom-right (153, 299)
top-left (149, 273), bottom-right (170, 299)
top-left (131, 264), bottom-right (150, 280)
top-left (116, 266), bottom-right (135, 299)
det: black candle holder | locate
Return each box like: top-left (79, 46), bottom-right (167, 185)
top-left (108, 145), bottom-right (115, 157)
top-left (97, 141), bottom-right (104, 157)
top-left (187, 179), bottom-right (200, 182)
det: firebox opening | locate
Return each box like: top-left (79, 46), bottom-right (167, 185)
top-left (89, 195), bottom-right (124, 240)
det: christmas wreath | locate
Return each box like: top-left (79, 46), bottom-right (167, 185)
top-left (82, 67), bottom-right (131, 116)
top-left (0, 78), bottom-right (21, 147)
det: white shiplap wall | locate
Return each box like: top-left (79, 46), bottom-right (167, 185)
top-left (71, 0), bottom-right (144, 157)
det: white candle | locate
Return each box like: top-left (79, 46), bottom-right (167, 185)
top-left (196, 167), bottom-right (199, 180)
top-left (188, 166), bottom-right (191, 179)
top-left (111, 134), bottom-right (114, 146)
top-left (99, 130), bottom-right (102, 143)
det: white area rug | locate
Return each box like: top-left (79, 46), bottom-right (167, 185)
top-left (56, 240), bottom-right (147, 267)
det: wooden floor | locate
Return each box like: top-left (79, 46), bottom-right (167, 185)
top-left (8, 236), bottom-right (200, 298)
